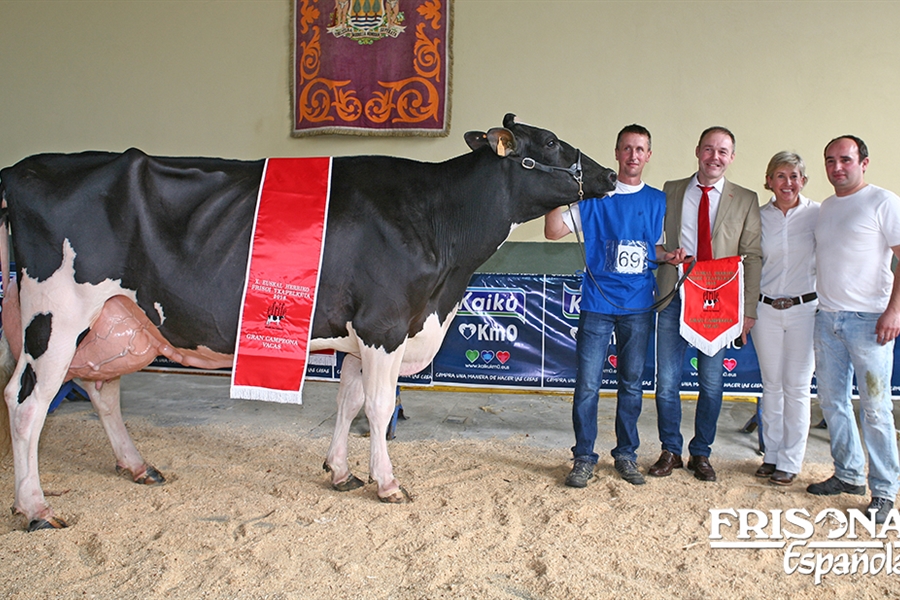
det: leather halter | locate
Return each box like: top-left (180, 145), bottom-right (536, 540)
top-left (518, 149), bottom-right (584, 201)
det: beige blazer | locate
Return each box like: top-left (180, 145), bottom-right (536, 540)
top-left (656, 175), bottom-right (762, 319)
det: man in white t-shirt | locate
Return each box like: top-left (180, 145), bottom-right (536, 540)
top-left (807, 135), bottom-right (900, 525)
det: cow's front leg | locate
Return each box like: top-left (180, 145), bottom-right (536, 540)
top-left (324, 354), bottom-right (365, 491)
top-left (84, 376), bottom-right (164, 485)
top-left (359, 343), bottom-right (407, 503)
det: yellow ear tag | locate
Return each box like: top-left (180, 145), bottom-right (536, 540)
top-left (496, 138), bottom-right (506, 156)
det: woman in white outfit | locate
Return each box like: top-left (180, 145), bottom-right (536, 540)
top-left (752, 151), bottom-right (819, 485)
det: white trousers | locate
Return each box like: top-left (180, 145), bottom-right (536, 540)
top-left (752, 300), bottom-right (817, 474)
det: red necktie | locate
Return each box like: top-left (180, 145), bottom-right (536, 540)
top-left (697, 185), bottom-right (714, 261)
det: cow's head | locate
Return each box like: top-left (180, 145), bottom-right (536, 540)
top-left (465, 114), bottom-right (617, 221)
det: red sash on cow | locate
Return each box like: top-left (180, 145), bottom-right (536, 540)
top-left (679, 256), bottom-right (744, 357)
top-left (231, 157), bottom-right (331, 403)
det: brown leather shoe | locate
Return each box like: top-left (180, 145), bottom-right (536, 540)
top-left (755, 462), bottom-right (776, 478)
top-left (648, 450), bottom-right (683, 477)
top-left (769, 470), bottom-right (796, 486)
top-left (687, 455), bottom-right (717, 482)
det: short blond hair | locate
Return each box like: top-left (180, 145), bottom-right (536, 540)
top-left (764, 151), bottom-right (808, 191)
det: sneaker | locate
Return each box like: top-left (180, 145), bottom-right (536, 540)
top-left (614, 459), bottom-right (646, 486)
top-left (806, 475), bottom-right (866, 496)
top-left (866, 497), bottom-right (894, 525)
top-left (565, 460), bottom-right (595, 488)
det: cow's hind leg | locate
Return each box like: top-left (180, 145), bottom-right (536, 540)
top-left (83, 376), bottom-right (165, 485)
top-left (359, 344), bottom-right (407, 503)
top-left (324, 354), bottom-right (366, 491)
top-left (6, 333), bottom-right (78, 530)
top-left (0, 334), bottom-right (16, 457)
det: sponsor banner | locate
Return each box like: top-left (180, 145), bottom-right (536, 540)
top-left (431, 274), bottom-right (544, 389)
top-left (301, 273), bottom-right (750, 394)
top-left (542, 275), bottom-right (655, 391)
top-left (541, 277), bottom-right (580, 389)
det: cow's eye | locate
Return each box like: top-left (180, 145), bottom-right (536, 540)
top-left (547, 139), bottom-right (557, 148)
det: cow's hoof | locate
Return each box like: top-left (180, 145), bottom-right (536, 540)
top-left (27, 516), bottom-right (68, 531)
top-left (333, 474), bottom-right (365, 492)
top-left (378, 486), bottom-right (412, 504)
top-left (135, 465), bottom-right (166, 485)
top-left (116, 464), bottom-right (166, 485)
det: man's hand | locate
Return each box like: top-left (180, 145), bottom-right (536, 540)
top-left (740, 317), bottom-right (756, 346)
top-left (656, 246), bottom-right (687, 265)
top-left (876, 308), bottom-right (900, 345)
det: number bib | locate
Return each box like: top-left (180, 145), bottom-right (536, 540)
top-left (605, 240), bottom-right (648, 274)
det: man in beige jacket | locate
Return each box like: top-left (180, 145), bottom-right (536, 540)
top-left (649, 126), bottom-right (762, 482)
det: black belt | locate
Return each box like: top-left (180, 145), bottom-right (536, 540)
top-left (759, 292), bottom-right (817, 310)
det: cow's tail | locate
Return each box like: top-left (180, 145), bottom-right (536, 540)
top-left (0, 334), bottom-right (12, 458)
top-left (0, 187), bottom-right (11, 457)
top-left (0, 184), bottom-right (8, 311)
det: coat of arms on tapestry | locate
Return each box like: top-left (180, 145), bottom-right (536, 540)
top-left (292, 0), bottom-right (453, 137)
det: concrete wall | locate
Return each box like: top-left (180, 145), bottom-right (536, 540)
top-left (2, 0), bottom-right (899, 247)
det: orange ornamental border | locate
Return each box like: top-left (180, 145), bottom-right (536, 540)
top-left (292, 0), bottom-right (453, 137)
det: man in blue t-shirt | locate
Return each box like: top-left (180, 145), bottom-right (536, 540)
top-left (545, 124), bottom-right (686, 487)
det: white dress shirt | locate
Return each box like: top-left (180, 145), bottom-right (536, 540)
top-left (759, 194), bottom-right (819, 298)
top-left (680, 174), bottom-right (724, 257)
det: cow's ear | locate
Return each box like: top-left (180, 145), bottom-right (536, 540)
top-left (487, 127), bottom-right (517, 157)
top-left (464, 131), bottom-right (489, 151)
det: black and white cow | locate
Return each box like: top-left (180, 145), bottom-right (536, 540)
top-left (0, 114), bottom-right (616, 530)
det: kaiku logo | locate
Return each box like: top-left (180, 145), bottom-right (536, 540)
top-left (709, 507), bottom-right (900, 584)
top-left (459, 287), bottom-right (527, 322)
top-left (562, 283), bottom-right (581, 320)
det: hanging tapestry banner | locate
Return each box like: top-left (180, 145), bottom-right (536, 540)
top-left (292, 0), bottom-right (453, 137)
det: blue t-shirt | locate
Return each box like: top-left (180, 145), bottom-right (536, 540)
top-left (578, 184), bottom-right (666, 315)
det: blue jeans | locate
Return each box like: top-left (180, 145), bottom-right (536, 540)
top-left (814, 310), bottom-right (900, 500)
top-left (655, 295), bottom-right (726, 457)
top-left (572, 310), bottom-right (653, 464)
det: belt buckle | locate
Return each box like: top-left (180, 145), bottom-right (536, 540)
top-left (771, 297), bottom-right (794, 310)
